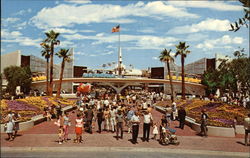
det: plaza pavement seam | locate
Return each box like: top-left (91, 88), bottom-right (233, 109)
top-left (1, 147), bottom-right (249, 157)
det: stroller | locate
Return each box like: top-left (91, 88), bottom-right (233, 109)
top-left (159, 125), bottom-right (180, 145)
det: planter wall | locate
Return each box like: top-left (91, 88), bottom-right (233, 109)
top-left (154, 105), bottom-right (236, 137)
top-left (1, 105), bottom-right (75, 133)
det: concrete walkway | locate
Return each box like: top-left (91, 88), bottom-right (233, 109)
top-left (1, 108), bottom-right (249, 155)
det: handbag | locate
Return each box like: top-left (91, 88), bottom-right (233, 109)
top-left (4, 123), bottom-right (7, 132)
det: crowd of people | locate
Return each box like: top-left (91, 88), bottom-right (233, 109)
top-left (51, 91), bottom-right (184, 145)
top-left (3, 89), bottom-right (250, 146)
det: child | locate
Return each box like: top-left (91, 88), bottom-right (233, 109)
top-left (58, 126), bottom-right (64, 144)
top-left (159, 122), bottom-right (166, 141)
top-left (152, 123), bottom-right (159, 140)
top-left (75, 113), bottom-right (83, 143)
top-left (233, 116), bottom-right (237, 134)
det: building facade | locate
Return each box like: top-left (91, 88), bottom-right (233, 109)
top-left (1, 49), bottom-right (75, 93)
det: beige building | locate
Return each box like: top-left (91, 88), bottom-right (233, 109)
top-left (1, 49), bottom-right (74, 93)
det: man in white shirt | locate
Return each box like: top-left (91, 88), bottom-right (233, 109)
top-left (244, 113), bottom-right (250, 146)
top-left (110, 107), bottom-right (117, 133)
top-left (143, 110), bottom-right (153, 142)
top-left (131, 111), bottom-right (140, 144)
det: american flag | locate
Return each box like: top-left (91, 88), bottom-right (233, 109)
top-left (112, 25), bottom-right (120, 33)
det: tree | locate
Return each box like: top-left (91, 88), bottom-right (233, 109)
top-left (55, 49), bottom-right (71, 97)
top-left (175, 42), bottom-right (191, 100)
top-left (159, 48), bottom-right (175, 102)
top-left (229, 0), bottom-right (250, 32)
top-left (40, 42), bottom-right (50, 95)
top-left (201, 69), bottom-right (219, 95)
top-left (201, 49), bottom-right (250, 98)
top-left (3, 66), bottom-right (32, 96)
top-left (44, 30), bottom-right (60, 96)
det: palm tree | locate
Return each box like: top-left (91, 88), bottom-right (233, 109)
top-left (159, 49), bottom-right (175, 102)
top-left (44, 30), bottom-right (60, 96)
top-left (40, 42), bottom-right (50, 95)
top-left (175, 42), bottom-right (191, 100)
top-left (55, 49), bottom-right (71, 97)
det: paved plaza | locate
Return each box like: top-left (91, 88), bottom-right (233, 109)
top-left (1, 108), bottom-right (250, 158)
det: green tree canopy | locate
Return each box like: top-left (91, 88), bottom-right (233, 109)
top-left (3, 66), bottom-right (32, 95)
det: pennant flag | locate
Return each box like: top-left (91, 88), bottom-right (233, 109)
top-left (112, 25), bottom-right (120, 33)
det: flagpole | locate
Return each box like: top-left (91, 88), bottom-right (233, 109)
top-left (118, 25), bottom-right (121, 76)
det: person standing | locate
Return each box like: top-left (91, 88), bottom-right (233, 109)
top-left (143, 110), bottom-right (153, 142)
top-left (62, 112), bottom-right (71, 141)
top-left (243, 113), bottom-right (250, 146)
top-left (130, 111), bottom-right (140, 144)
top-left (13, 112), bottom-right (21, 139)
top-left (178, 107), bottom-right (186, 129)
top-left (75, 113), bottom-right (84, 143)
top-left (126, 107), bottom-right (134, 133)
top-left (103, 107), bottom-right (110, 131)
top-left (96, 108), bottom-right (104, 133)
top-left (110, 107), bottom-right (117, 133)
top-left (86, 107), bottom-right (94, 134)
top-left (116, 110), bottom-right (124, 140)
top-left (172, 102), bottom-right (177, 121)
top-left (200, 109), bottom-right (209, 137)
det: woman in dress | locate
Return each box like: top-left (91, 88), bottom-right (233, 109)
top-left (5, 110), bottom-right (15, 141)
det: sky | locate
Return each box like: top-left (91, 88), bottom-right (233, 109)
top-left (1, 0), bottom-right (249, 70)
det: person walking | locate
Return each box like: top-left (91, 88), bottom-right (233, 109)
top-left (243, 113), bottom-right (250, 146)
top-left (199, 109), bottom-right (209, 137)
top-left (143, 110), bottom-right (153, 142)
top-left (5, 110), bottom-right (15, 141)
top-left (116, 110), bottom-right (124, 140)
top-left (96, 108), bottom-right (104, 133)
top-left (178, 107), bottom-right (186, 129)
top-left (130, 111), bottom-right (140, 144)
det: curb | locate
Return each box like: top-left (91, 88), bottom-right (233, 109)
top-left (1, 147), bottom-right (249, 157)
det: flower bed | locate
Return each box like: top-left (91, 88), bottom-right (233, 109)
top-left (156, 99), bottom-right (250, 127)
top-left (0, 97), bottom-right (76, 124)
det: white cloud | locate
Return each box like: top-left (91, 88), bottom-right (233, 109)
top-left (168, 1), bottom-right (242, 11)
top-left (30, 2), bottom-right (198, 28)
top-left (152, 57), bottom-right (158, 60)
top-left (14, 21), bottom-right (27, 30)
top-left (1, 29), bottom-right (42, 48)
top-left (168, 18), bottom-right (231, 34)
top-left (186, 33), bottom-right (209, 42)
top-left (3, 17), bottom-right (20, 23)
top-left (65, 0), bottom-right (92, 4)
top-left (48, 28), bottom-right (78, 34)
top-left (196, 35), bottom-right (244, 51)
top-left (138, 28), bottom-right (155, 33)
top-left (59, 40), bottom-right (77, 48)
top-left (14, 9), bottom-right (32, 16)
top-left (101, 51), bottom-right (114, 55)
top-left (62, 32), bottom-right (178, 50)
top-left (79, 30), bottom-right (95, 33)
top-left (1, 29), bottom-right (22, 38)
